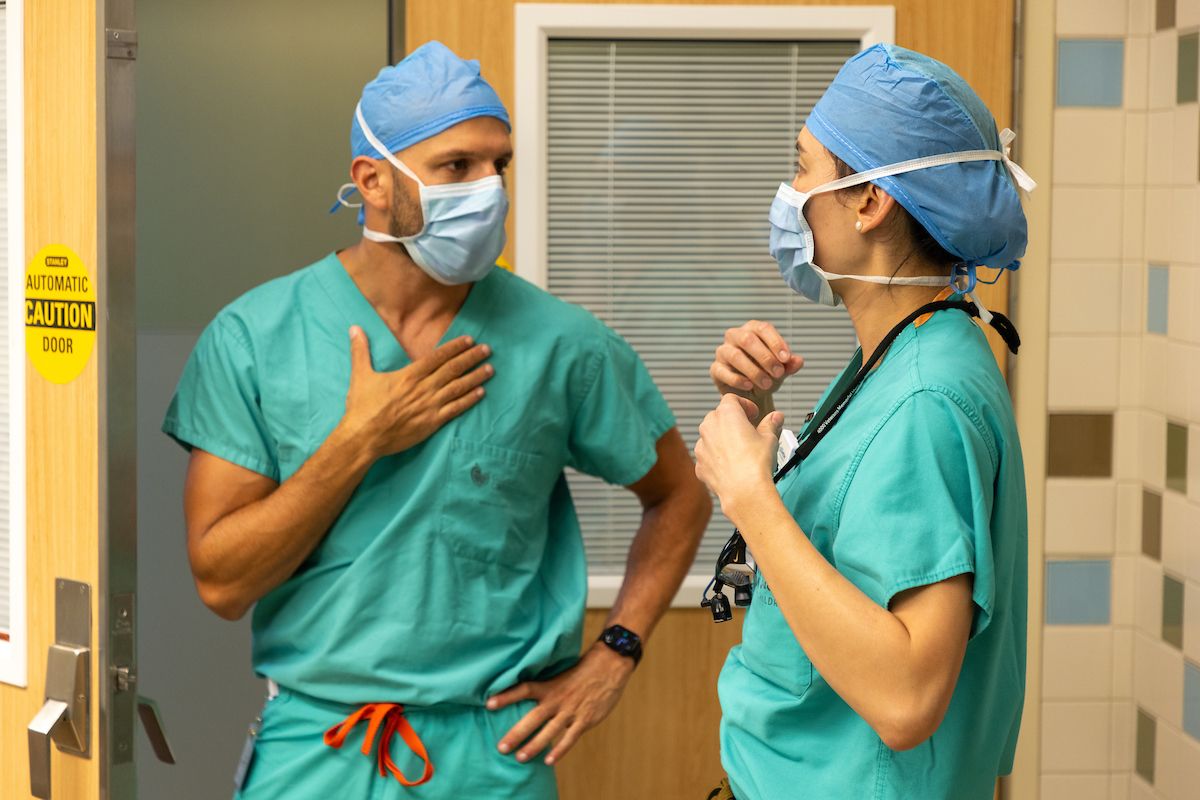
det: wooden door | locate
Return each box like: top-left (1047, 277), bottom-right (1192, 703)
top-left (1, 0), bottom-right (135, 798)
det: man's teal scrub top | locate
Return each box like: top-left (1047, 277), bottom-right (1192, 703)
top-left (163, 254), bottom-right (675, 707)
top-left (719, 305), bottom-right (1028, 800)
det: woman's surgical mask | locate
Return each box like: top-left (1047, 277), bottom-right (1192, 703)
top-left (334, 103), bottom-right (509, 286)
top-left (768, 131), bottom-right (1037, 307)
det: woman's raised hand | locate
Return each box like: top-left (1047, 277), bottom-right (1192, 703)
top-left (710, 320), bottom-right (805, 403)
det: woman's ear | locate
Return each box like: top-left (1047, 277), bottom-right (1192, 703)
top-left (854, 184), bottom-right (901, 235)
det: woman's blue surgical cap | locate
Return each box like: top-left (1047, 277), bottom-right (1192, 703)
top-left (351, 40), bottom-right (510, 161)
top-left (806, 44), bottom-right (1029, 273)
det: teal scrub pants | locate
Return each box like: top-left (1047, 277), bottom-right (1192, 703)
top-left (234, 687), bottom-right (558, 800)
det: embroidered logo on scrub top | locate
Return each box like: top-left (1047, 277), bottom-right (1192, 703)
top-left (470, 464), bottom-right (489, 487)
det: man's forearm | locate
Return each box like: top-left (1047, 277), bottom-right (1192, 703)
top-left (188, 422), bottom-right (378, 619)
top-left (605, 482), bottom-right (711, 641)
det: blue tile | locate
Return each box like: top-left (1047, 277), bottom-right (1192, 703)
top-left (1046, 560), bottom-right (1111, 625)
top-left (1058, 40), bottom-right (1125, 107)
top-left (1148, 265), bottom-right (1169, 335)
top-left (1187, 662), bottom-right (1200, 742)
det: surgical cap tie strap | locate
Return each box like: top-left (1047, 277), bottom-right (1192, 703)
top-left (810, 127), bottom-right (1037, 198)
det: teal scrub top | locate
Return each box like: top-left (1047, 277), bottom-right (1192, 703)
top-left (718, 305), bottom-right (1028, 800)
top-left (163, 254), bottom-right (675, 707)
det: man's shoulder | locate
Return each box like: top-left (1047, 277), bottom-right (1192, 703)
top-left (209, 254), bottom-right (335, 346)
top-left (488, 266), bottom-right (611, 340)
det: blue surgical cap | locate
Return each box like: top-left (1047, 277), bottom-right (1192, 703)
top-left (351, 40), bottom-right (510, 161)
top-left (806, 44), bottom-right (1028, 273)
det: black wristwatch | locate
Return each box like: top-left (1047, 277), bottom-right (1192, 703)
top-left (598, 624), bottom-right (643, 666)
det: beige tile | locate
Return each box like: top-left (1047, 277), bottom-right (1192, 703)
top-left (1137, 557), bottom-right (1165, 636)
top-left (1142, 337), bottom-right (1167, 415)
top-left (1133, 632), bottom-right (1185, 726)
top-left (1044, 627), bottom-right (1115, 699)
top-left (1171, 189), bottom-right (1200, 266)
top-left (1164, 343), bottom-right (1191, 422)
top-left (1113, 700), bottom-right (1136, 771)
top-left (1055, 187), bottom-right (1126, 261)
top-left (1114, 555), bottom-right (1138, 626)
top-left (1161, 493), bottom-right (1200, 583)
top-left (1123, 188), bottom-right (1146, 262)
top-left (1140, 411), bottom-right (1168, 489)
top-left (1126, 38), bottom-right (1151, 111)
top-left (1051, 262), bottom-right (1123, 334)
top-left (1114, 627), bottom-right (1135, 697)
top-left (1185, 578), bottom-right (1200, 662)
top-left (1149, 31), bottom-right (1178, 111)
top-left (1155, 723), bottom-right (1200, 800)
top-left (1117, 412), bottom-right (1142, 483)
top-left (1043, 701), bottom-right (1114, 771)
top-left (1051, 336), bottom-right (1121, 410)
top-left (1173, 110), bottom-right (1200, 188)
top-left (1120, 336), bottom-right (1143, 405)
top-left (1190, 365), bottom-right (1200, 427)
top-left (1047, 478), bottom-right (1119, 554)
top-left (1181, 0), bottom-right (1200, 28)
top-left (1042, 773), bottom-right (1111, 799)
top-left (1144, 187), bottom-right (1172, 263)
top-left (1129, 773), bottom-right (1157, 800)
top-left (1056, 109), bottom-right (1126, 185)
top-left (1117, 481), bottom-right (1144, 553)
top-left (1058, 0), bottom-right (1129, 35)
top-left (1168, 268), bottom-right (1192, 341)
top-left (1148, 110), bottom-right (1176, 185)
top-left (1130, 0), bottom-right (1154, 34)
top-left (1110, 772), bottom-right (1130, 800)
top-left (1126, 112), bottom-right (1149, 182)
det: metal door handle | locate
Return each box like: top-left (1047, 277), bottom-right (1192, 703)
top-left (27, 580), bottom-right (92, 799)
top-left (28, 700), bottom-right (70, 799)
top-left (137, 696), bottom-right (176, 764)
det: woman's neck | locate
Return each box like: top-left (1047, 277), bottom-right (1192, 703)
top-left (836, 258), bottom-right (949, 359)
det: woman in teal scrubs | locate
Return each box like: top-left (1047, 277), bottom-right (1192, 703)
top-left (694, 45), bottom-right (1034, 800)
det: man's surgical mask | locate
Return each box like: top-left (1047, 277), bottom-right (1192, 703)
top-left (768, 131), bottom-right (1037, 308)
top-left (335, 103), bottom-right (508, 286)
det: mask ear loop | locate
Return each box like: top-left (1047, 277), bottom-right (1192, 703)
top-left (329, 183), bottom-right (363, 214)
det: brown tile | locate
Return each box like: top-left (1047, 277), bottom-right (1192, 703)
top-left (1163, 574), bottom-right (1184, 649)
top-left (1136, 707), bottom-right (1156, 784)
top-left (1166, 421), bottom-right (1188, 493)
top-left (1157, 0), bottom-right (1176, 30)
top-left (1048, 414), bottom-right (1114, 477)
top-left (1142, 489), bottom-right (1163, 560)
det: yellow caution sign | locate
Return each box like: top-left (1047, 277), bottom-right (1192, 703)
top-left (25, 244), bottom-right (96, 384)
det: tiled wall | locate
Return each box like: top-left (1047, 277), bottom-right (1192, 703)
top-left (1045, 1), bottom-right (1200, 798)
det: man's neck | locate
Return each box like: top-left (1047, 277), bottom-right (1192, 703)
top-left (336, 239), bottom-right (473, 357)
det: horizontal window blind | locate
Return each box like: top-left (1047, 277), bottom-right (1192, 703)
top-left (546, 38), bottom-right (860, 575)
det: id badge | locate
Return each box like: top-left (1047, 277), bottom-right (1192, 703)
top-left (233, 716), bottom-right (262, 793)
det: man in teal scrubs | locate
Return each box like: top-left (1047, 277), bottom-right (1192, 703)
top-left (164, 41), bottom-right (710, 799)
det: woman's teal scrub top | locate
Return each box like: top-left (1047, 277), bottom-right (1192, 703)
top-left (163, 254), bottom-right (675, 707)
top-left (719, 305), bottom-right (1028, 800)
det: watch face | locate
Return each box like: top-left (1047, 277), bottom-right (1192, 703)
top-left (604, 626), bottom-right (639, 653)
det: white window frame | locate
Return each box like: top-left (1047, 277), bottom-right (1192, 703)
top-left (513, 3), bottom-right (893, 607)
top-left (0, 0), bottom-right (27, 687)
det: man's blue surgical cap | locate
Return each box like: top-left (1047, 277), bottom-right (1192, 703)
top-left (350, 40), bottom-right (510, 161)
top-left (806, 44), bottom-right (1029, 273)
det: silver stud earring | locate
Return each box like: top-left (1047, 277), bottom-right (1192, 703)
top-left (855, 220), bottom-right (864, 233)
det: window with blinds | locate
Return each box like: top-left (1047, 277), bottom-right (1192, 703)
top-left (546, 38), bottom-right (861, 575)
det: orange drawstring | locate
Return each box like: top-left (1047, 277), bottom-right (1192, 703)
top-left (323, 703), bottom-right (434, 787)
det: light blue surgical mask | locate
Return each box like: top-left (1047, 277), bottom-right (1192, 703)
top-left (768, 136), bottom-right (1036, 312)
top-left (335, 102), bottom-right (509, 286)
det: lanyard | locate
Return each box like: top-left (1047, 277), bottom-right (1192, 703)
top-left (701, 299), bottom-right (1020, 621)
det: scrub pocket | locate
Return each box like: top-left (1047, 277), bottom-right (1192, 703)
top-left (438, 437), bottom-right (551, 566)
top-left (738, 574), bottom-right (815, 697)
